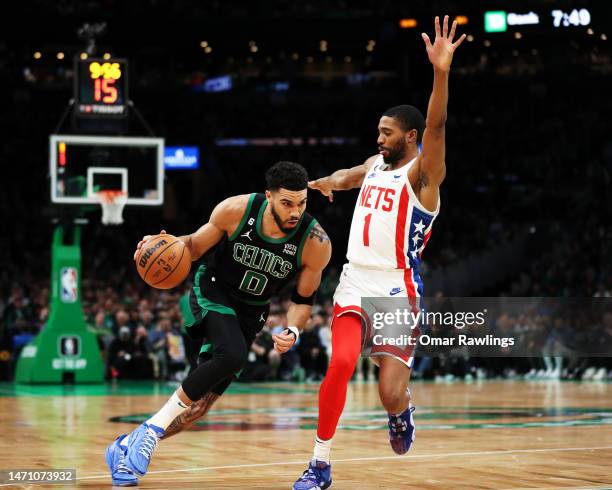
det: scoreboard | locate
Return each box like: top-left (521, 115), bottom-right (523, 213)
top-left (74, 58), bottom-right (128, 118)
top-left (484, 7), bottom-right (595, 33)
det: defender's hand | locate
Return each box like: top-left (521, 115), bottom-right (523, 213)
top-left (308, 178), bottom-right (334, 203)
top-left (133, 229), bottom-right (166, 261)
top-left (421, 15), bottom-right (466, 72)
top-left (273, 331), bottom-right (296, 354)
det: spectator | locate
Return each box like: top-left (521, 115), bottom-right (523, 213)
top-left (298, 314), bottom-right (328, 381)
top-left (241, 326), bottom-right (281, 382)
top-left (88, 310), bottom-right (114, 353)
top-left (148, 318), bottom-right (170, 380)
top-left (133, 325), bottom-right (154, 379)
top-left (140, 309), bottom-right (156, 331)
top-left (113, 309), bottom-right (131, 336)
top-left (166, 324), bottom-right (187, 381)
top-left (107, 326), bottom-right (136, 379)
top-left (3, 286), bottom-right (33, 331)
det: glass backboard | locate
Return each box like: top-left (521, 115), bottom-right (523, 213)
top-left (49, 135), bottom-right (164, 205)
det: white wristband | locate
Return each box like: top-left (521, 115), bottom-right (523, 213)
top-left (286, 326), bottom-right (300, 342)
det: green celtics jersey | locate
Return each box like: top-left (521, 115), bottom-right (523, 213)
top-left (195, 193), bottom-right (317, 305)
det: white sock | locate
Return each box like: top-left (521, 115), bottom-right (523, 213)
top-left (119, 434), bottom-right (129, 448)
top-left (146, 391), bottom-right (190, 431)
top-left (313, 436), bottom-right (332, 464)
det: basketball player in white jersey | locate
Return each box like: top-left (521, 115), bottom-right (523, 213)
top-left (293, 16), bottom-right (466, 489)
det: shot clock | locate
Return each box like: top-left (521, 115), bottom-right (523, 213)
top-left (74, 58), bottom-right (128, 118)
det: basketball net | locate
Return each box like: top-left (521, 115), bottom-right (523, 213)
top-left (95, 190), bottom-right (128, 225)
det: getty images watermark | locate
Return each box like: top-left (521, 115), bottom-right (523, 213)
top-left (359, 297), bottom-right (612, 358)
top-left (369, 307), bottom-right (515, 349)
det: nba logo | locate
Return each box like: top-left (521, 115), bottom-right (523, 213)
top-left (60, 336), bottom-right (80, 357)
top-left (61, 267), bottom-right (78, 303)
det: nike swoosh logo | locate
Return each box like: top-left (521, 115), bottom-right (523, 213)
top-left (390, 289), bottom-right (404, 296)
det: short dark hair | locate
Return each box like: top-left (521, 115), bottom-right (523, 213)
top-left (382, 105), bottom-right (425, 143)
top-left (265, 161), bottom-right (309, 191)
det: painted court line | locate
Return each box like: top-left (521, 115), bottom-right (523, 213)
top-left (69, 445), bottom-right (612, 482)
top-left (1, 445), bottom-right (610, 487)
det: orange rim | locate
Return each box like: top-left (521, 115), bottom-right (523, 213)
top-left (96, 190), bottom-right (127, 203)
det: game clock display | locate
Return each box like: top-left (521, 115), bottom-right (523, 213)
top-left (74, 58), bottom-right (128, 118)
top-left (484, 7), bottom-right (594, 33)
top-left (551, 9), bottom-right (591, 28)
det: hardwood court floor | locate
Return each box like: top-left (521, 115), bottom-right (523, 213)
top-left (1, 380), bottom-right (611, 489)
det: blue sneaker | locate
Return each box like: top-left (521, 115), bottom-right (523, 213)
top-left (105, 435), bottom-right (138, 486)
top-left (388, 403), bottom-right (416, 455)
top-left (125, 423), bottom-right (165, 476)
top-left (293, 460), bottom-right (332, 490)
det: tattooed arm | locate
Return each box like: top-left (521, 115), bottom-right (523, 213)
top-left (299, 223), bottom-right (332, 284)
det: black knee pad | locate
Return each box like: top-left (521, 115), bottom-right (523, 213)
top-left (217, 347), bottom-right (247, 375)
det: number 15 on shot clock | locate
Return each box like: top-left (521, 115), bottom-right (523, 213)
top-left (74, 57), bottom-right (129, 118)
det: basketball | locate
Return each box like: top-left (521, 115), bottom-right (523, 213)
top-left (136, 234), bottom-right (191, 289)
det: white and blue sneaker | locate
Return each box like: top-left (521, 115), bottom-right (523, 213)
top-left (293, 460), bottom-right (332, 490)
top-left (124, 423), bottom-right (165, 476)
top-left (105, 435), bottom-right (138, 486)
top-left (388, 403), bottom-right (416, 455)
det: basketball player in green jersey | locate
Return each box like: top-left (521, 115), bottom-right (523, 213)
top-left (105, 161), bottom-right (331, 486)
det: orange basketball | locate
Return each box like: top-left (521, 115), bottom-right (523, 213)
top-left (136, 234), bottom-right (191, 289)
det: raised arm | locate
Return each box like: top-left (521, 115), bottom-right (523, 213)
top-left (308, 155), bottom-right (378, 202)
top-left (414, 16), bottom-right (465, 206)
top-left (272, 222), bottom-right (332, 353)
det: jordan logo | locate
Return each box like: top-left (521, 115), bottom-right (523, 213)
top-left (259, 313), bottom-right (266, 323)
top-left (241, 229), bottom-right (253, 241)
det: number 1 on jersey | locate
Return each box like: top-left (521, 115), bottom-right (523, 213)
top-left (363, 213), bottom-right (372, 246)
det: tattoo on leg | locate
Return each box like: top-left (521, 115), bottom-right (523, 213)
top-left (162, 392), bottom-right (220, 439)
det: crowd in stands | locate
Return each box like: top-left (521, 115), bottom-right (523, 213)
top-left (1, 242), bottom-right (611, 383)
top-left (0, 275), bottom-right (336, 382)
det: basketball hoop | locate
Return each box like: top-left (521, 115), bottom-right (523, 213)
top-left (95, 190), bottom-right (127, 225)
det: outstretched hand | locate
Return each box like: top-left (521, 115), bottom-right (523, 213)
top-left (308, 179), bottom-right (334, 203)
top-left (421, 15), bottom-right (466, 72)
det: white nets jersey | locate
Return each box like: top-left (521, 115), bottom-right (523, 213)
top-left (334, 155), bottom-right (440, 367)
top-left (346, 155), bottom-right (440, 273)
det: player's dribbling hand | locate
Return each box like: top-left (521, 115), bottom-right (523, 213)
top-left (133, 229), bottom-right (166, 261)
top-left (272, 331), bottom-right (296, 354)
top-left (421, 15), bottom-right (466, 72)
top-left (308, 179), bottom-right (334, 202)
